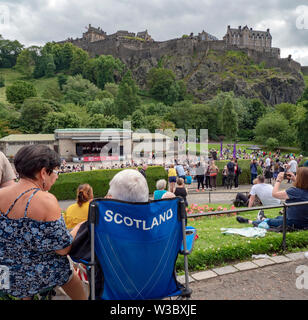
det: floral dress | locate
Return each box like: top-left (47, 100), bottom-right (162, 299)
top-left (0, 188), bottom-right (73, 298)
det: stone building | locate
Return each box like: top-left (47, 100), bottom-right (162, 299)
top-left (82, 24), bottom-right (107, 42)
top-left (223, 25), bottom-right (272, 51)
top-left (136, 30), bottom-right (153, 41)
top-left (223, 26), bottom-right (272, 51)
top-left (197, 30), bottom-right (218, 41)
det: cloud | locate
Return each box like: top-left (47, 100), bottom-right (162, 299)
top-left (0, 0), bottom-right (307, 65)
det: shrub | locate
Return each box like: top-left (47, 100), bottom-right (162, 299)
top-left (50, 166), bottom-right (167, 200)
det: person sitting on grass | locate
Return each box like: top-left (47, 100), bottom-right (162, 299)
top-left (234, 175), bottom-right (281, 208)
top-left (64, 184), bottom-right (94, 229)
top-left (154, 179), bottom-right (167, 200)
top-left (236, 168), bottom-right (308, 230)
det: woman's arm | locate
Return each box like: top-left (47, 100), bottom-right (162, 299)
top-left (272, 172), bottom-right (289, 200)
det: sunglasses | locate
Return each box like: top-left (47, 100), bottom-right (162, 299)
top-left (53, 170), bottom-right (60, 176)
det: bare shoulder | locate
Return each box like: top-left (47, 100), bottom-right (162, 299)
top-left (31, 191), bottom-right (62, 222)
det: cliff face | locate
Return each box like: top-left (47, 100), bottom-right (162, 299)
top-left (72, 37), bottom-right (304, 105)
top-left (123, 49), bottom-right (305, 105)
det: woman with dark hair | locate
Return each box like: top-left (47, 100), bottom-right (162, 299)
top-left (0, 145), bottom-right (86, 300)
top-left (64, 184), bottom-right (94, 229)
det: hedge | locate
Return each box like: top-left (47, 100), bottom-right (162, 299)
top-left (50, 166), bottom-right (168, 200)
top-left (205, 160), bottom-right (262, 185)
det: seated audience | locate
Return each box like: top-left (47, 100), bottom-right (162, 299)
top-left (0, 144), bottom-right (86, 300)
top-left (161, 191), bottom-right (176, 199)
top-left (64, 184), bottom-right (94, 229)
top-left (174, 178), bottom-right (188, 207)
top-left (154, 179), bottom-right (167, 200)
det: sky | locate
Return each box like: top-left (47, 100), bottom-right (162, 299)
top-left (1, 0), bottom-right (308, 65)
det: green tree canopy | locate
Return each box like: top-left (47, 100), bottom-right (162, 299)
top-left (62, 75), bottom-right (103, 105)
top-left (221, 96), bottom-right (238, 139)
top-left (19, 98), bottom-right (61, 133)
top-left (42, 111), bottom-right (83, 133)
top-left (147, 67), bottom-right (181, 105)
top-left (115, 70), bottom-right (141, 119)
top-left (14, 49), bottom-right (36, 78)
top-left (86, 98), bottom-right (116, 116)
top-left (6, 80), bottom-right (37, 106)
top-left (0, 39), bottom-right (24, 68)
top-left (254, 112), bottom-right (295, 146)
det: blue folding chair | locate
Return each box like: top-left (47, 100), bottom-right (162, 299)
top-left (87, 197), bottom-right (196, 300)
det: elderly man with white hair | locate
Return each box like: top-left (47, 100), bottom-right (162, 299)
top-left (107, 169), bottom-right (149, 202)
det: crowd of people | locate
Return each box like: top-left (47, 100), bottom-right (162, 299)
top-left (0, 145), bottom-right (308, 300)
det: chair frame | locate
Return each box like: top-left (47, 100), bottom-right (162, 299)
top-left (88, 197), bottom-right (193, 300)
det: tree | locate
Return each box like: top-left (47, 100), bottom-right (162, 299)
top-left (41, 82), bottom-right (63, 102)
top-left (83, 55), bottom-right (124, 90)
top-left (104, 83), bottom-right (119, 97)
top-left (87, 114), bottom-right (121, 128)
top-left (57, 74), bottom-right (68, 90)
top-left (266, 137), bottom-right (279, 150)
top-left (221, 96), bottom-right (238, 139)
top-left (115, 70), bottom-right (141, 118)
top-left (131, 110), bottom-right (146, 129)
top-left (14, 49), bottom-right (36, 78)
top-left (42, 111), bottom-right (83, 133)
top-left (147, 67), bottom-right (180, 105)
top-left (33, 52), bottom-right (56, 78)
top-left (69, 47), bottom-right (89, 75)
top-left (6, 81), bottom-right (37, 106)
top-left (297, 102), bottom-right (308, 153)
top-left (86, 98), bottom-right (116, 116)
top-left (254, 112), bottom-right (295, 146)
top-left (0, 39), bottom-right (24, 68)
top-left (62, 75), bottom-right (103, 105)
top-left (19, 98), bottom-right (61, 133)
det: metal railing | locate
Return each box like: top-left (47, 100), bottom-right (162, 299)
top-left (187, 201), bottom-right (308, 252)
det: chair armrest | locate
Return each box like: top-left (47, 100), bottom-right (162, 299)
top-left (180, 226), bottom-right (197, 255)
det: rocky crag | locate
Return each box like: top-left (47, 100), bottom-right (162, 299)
top-left (66, 36), bottom-right (305, 105)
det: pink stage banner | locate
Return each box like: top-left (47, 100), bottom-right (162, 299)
top-left (83, 156), bottom-right (119, 162)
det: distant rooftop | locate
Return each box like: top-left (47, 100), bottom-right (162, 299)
top-left (0, 134), bottom-right (55, 142)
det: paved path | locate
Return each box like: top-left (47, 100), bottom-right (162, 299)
top-left (54, 252), bottom-right (308, 300)
top-left (58, 182), bottom-right (290, 210)
top-left (189, 255), bottom-right (308, 300)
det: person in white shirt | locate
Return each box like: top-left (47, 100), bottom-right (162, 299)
top-left (288, 157), bottom-right (298, 175)
top-left (265, 157), bottom-right (271, 168)
top-left (248, 175), bottom-right (281, 207)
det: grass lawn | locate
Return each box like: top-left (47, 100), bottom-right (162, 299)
top-left (175, 203), bottom-right (308, 272)
top-left (0, 68), bottom-right (58, 103)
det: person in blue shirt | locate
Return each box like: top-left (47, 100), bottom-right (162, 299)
top-left (175, 163), bottom-right (186, 180)
top-left (153, 179), bottom-right (167, 200)
top-left (250, 159), bottom-right (258, 185)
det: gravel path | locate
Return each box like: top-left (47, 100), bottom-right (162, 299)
top-left (190, 258), bottom-right (308, 300)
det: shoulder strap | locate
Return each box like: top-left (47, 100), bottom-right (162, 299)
top-left (24, 188), bottom-right (40, 218)
top-left (4, 188), bottom-right (40, 217)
